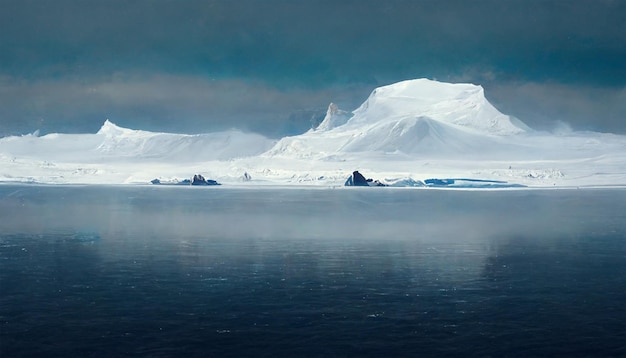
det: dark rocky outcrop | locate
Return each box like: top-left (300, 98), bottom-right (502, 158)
top-left (191, 174), bottom-right (220, 186)
top-left (151, 175), bottom-right (219, 186)
top-left (345, 171), bottom-right (387, 187)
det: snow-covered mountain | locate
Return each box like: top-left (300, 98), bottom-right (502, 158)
top-left (0, 78), bottom-right (624, 187)
top-left (343, 78), bottom-right (528, 134)
top-left (0, 120), bottom-right (275, 163)
top-left (95, 120), bottom-right (274, 161)
top-left (265, 79), bottom-right (531, 159)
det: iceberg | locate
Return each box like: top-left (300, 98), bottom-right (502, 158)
top-left (423, 178), bottom-right (526, 188)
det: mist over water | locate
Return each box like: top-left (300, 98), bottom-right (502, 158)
top-left (1, 185), bottom-right (619, 240)
top-left (1, 186), bottom-right (625, 357)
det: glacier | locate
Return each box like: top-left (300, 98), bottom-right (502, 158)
top-left (0, 78), bottom-right (625, 188)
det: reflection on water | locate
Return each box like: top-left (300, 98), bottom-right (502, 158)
top-left (1, 186), bottom-right (625, 357)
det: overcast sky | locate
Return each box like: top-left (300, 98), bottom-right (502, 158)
top-left (1, 0), bottom-right (624, 137)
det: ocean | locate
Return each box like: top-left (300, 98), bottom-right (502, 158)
top-left (1, 185), bottom-right (625, 357)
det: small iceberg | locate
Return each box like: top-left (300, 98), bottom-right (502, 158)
top-left (344, 171), bottom-right (525, 188)
top-left (424, 178), bottom-right (525, 188)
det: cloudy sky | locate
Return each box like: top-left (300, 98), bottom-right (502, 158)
top-left (1, 0), bottom-right (624, 137)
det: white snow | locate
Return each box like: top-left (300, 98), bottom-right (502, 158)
top-left (1, 78), bottom-right (625, 188)
top-left (316, 102), bottom-right (351, 131)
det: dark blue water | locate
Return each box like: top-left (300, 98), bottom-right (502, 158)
top-left (1, 185), bottom-right (625, 357)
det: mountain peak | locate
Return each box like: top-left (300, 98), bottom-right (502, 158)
top-left (97, 120), bottom-right (134, 136)
top-left (265, 79), bottom-right (532, 158)
top-left (315, 103), bottom-right (351, 131)
top-left (351, 78), bottom-right (528, 135)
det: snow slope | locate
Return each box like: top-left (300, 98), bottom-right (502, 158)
top-left (95, 120), bottom-right (274, 161)
top-left (266, 79), bottom-right (530, 159)
top-left (0, 79), bottom-right (625, 187)
top-left (0, 120), bottom-right (274, 163)
top-left (348, 78), bottom-right (529, 135)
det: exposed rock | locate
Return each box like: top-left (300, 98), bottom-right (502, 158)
top-left (151, 175), bottom-right (219, 185)
top-left (344, 171), bottom-right (387, 187)
top-left (191, 174), bottom-right (220, 186)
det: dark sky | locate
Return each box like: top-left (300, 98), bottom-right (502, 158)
top-left (1, 0), bottom-right (624, 137)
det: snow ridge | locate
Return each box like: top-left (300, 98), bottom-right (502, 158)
top-left (2, 120), bottom-right (275, 162)
top-left (95, 121), bottom-right (274, 161)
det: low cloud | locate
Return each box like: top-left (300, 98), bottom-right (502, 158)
top-left (1, 74), bottom-right (624, 137)
top-left (0, 74), bottom-right (371, 137)
top-left (483, 81), bottom-right (626, 134)
top-left (1, 1), bottom-right (624, 137)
